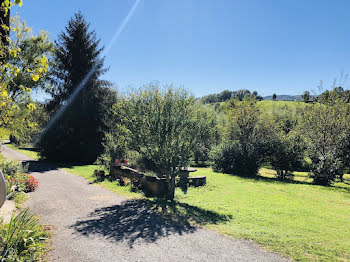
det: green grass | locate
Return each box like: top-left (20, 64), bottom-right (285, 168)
top-left (6, 144), bottom-right (39, 160)
top-left (13, 192), bottom-right (29, 209)
top-left (257, 100), bottom-right (309, 115)
top-left (175, 168), bottom-right (350, 262)
top-left (63, 163), bottom-right (350, 261)
top-left (61, 164), bottom-right (143, 199)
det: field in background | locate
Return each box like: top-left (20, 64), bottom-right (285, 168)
top-left (256, 100), bottom-right (310, 115)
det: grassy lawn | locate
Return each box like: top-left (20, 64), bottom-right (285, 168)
top-left (6, 144), bottom-right (350, 261)
top-left (63, 164), bottom-right (350, 261)
top-left (175, 168), bottom-right (350, 262)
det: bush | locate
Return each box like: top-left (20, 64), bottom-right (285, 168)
top-left (0, 209), bottom-right (48, 261)
top-left (9, 134), bottom-right (21, 146)
top-left (0, 159), bottom-right (26, 177)
top-left (22, 175), bottom-right (39, 193)
top-left (270, 132), bottom-right (306, 180)
top-left (211, 142), bottom-right (262, 176)
top-left (213, 99), bottom-right (274, 177)
top-left (298, 101), bottom-right (350, 185)
top-left (6, 174), bottom-right (38, 193)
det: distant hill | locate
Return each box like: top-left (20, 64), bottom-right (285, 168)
top-left (263, 95), bottom-right (302, 101)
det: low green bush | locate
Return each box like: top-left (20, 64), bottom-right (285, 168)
top-left (211, 142), bottom-right (262, 176)
top-left (0, 159), bottom-right (26, 177)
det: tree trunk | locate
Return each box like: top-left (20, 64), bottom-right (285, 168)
top-left (165, 168), bottom-right (175, 200)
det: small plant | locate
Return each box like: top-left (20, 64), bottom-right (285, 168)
top-left (9, 174), bottom-right (39, 193)
top-left (0, 159), bottom-right (26, 177)
top-left (5, 176), bottom-right (17, 196)
top-left (0, 209), bottom-right (48, 261)
top-left (23, 175), bottom-right (39, 193)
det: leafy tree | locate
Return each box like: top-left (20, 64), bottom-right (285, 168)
top-left (302, 91), bottom-right (310, 102)
top-left (38, 12), bottom-right (115, 163)
top-left (318, 87), bottom-right (350, 104)
top-left (192, 105), bottom-right (218, 165)
top-left (298, 100), bottom-right (350, 185)
top-left (212, 99), bottom-right (273, 176)
top-left (272, 93), bottom-right (277, 101)
top-left (232, 89), bottom-right (251, 101)
top-left (270, 131), bottom-right (306, 179)
top-left (106, 86), bottom-right (211, 199)
top-left (7, 17), bottom-right (54, 99)
top-left (217, 90), bottom-right (232, 102)
top-left (1, 1), bottom-right (49, 134)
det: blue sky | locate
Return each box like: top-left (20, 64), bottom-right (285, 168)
top-left (15, 0), bottom-right (350, 98)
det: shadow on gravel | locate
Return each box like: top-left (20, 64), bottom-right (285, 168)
top-left (71, 199), bottom-right (231, 247)
top-left (23, 160), bottom-right (58, 173)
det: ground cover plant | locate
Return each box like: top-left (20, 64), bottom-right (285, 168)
top-left (0, 209), bottom-right (49, 262)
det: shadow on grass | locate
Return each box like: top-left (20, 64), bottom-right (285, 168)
top-left (223, 170), bottom-right (350, 193)
top-left (71, 199), bottom-right (231, 247)
top-left (17, 147), bottom-right (38, 153)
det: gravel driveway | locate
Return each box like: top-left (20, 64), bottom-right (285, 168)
top-left (1, 144), bottom-right (290, 262)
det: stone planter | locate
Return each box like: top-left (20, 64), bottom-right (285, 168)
top-left (139, 176), bottom-right (169, 198)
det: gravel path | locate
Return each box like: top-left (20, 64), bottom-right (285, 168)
top-left (1, 144), bottom-right (290, 262)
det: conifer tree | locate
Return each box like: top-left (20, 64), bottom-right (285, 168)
top-left (39, 12), bottom-right (117, 163)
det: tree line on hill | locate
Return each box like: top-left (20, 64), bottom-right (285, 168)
top-left (199, 89), bottom-right (263, 104)
top-left (3, 11), bottom-right (350, 199)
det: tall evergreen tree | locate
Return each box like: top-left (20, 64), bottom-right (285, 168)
top-left (38, 12), bottom-right (117, 163)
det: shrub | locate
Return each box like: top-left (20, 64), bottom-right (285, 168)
top-left (0, 159), bottom-right (26, 177)
top-left (22, 175), bottom-right (39, 193)
top-left (298, 100), bottom-right (350, 185)
top-left (0, 209), bottom-right (48, 261)
top-left (211, 142), bottom-right (262, 176)
top-left (213, 99), bottom-right (274, 177)
top-left (8, 174), bottom-right (39, 193)
top-left (270, 132), bottom-right (306, 180)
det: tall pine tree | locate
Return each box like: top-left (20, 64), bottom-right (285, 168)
top-left (39, 12), bottom-right (117, 163)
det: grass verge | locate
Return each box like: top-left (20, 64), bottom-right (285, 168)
top-left (6, 144), bottom-right (39, 160)
top-left (61, 164), bottom-right (143, 199)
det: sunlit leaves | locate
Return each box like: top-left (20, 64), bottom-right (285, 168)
top-left (0, 2), bottom-right (51, 131)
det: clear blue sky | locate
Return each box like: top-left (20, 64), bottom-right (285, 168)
top-left (15, 0), bottom-right (350, 98)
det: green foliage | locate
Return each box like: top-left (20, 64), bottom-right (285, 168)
top-left (302, 90), bottom-right (311, 102)
top-left (0, 158), bottom-right (25, 176)
top-left (38, 12), bottom-right (117, 163)
top-left (13, 192), bottom-right (28, 209)
top-left (212, 99), bottom-right (274, 176)
top-left (200, 89), bottom-right (262, 104)
top-left (110, 86), bottom-right (206, 174)
top-left (0, 209), bottom-right (48, 261)
top-left (269, 131), bottom-right (306, 179)
top-left (192, 105), bottom-right (218, 165)
top-left (102, 85), bottom-right (215, 198)
top-left (1, 12), bottom-right (50, 135)
top-left (298, 100), bottom-right (350, 185)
